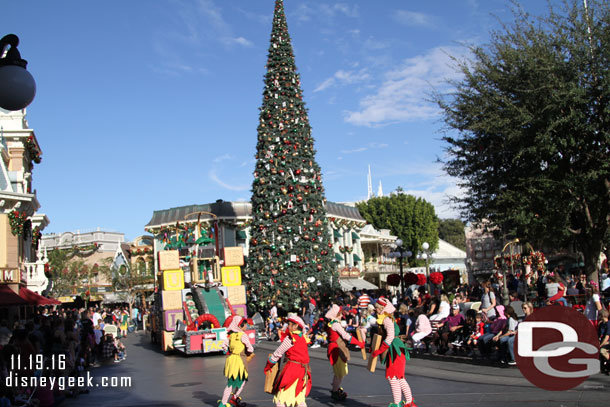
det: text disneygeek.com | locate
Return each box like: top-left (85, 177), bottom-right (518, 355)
top-left (5, 371), bottom-right (132, 391)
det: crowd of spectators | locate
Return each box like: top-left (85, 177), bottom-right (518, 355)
top-left (258, 267), bottom-right (610, 374)
top-left (0, 305), bottom-right (137, 406)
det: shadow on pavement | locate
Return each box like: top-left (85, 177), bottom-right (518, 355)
top-left (308, 385), bottom-right (379, 407)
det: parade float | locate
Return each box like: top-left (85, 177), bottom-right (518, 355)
top-left (147, 212), bottom-right (255, 355)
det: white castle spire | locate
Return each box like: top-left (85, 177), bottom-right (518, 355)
top-left (377, 180), bottom-right (383, 197)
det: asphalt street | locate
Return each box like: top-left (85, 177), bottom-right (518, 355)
top-left (61, 332), bottom-right (609, 407)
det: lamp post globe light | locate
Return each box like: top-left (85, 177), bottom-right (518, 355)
top-left (419, 242), bottom-right (431, 293)
top-left (0, 34), bottom-right (36, 111)
top-left (391, 238), bottom-right (411, 299)
top-left (501, 238), bottom-right (519, 306)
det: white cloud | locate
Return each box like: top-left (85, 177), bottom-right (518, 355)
top-left (314, 69), bottom-right (370, 92)
top-left (151, 0), bottom-right (252, 75)
top-left (341, 147), bottom-right (367, 154)
top-left (344, 46), bottom-right (468, 127)
top-left (208, 169), bottom-right (250, 191)
top-left (224, 36), bottom-right (254, 47)
top-left (295, 2), bottom-right (359, 23)
top-left (213, 154), bottom-right (233, 163)
top-left (393, 10), bottom-right (436, 27)
top-left (339, 142), bottom-right (389, 154)
top-left (383, 162), bottom-right (464, 218)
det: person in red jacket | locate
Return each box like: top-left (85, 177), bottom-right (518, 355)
top-left (371, 297), bottom-right (417, 407)
top-left (264, 316), bottom-right (311, 407)
top-left (324, 304), bottom-right (365, 401)
top-left (546, 274), bottom-right (568, 306)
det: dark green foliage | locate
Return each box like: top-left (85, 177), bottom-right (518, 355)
top-left (438, 219), bottom-right (466, 251)
top-left (246, 0), bottom-right (336, 311)
top-left (356, 190), bottom-right (439, 265)
top-left (436, 0), bottom-right (610, 278)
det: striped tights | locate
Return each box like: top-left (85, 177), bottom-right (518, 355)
top-left (221, 382), bottom-right (245, 404)
top-left (388, 378), bottom-right (413, 405)
top-left (331, 375), bottom-right (342, 392)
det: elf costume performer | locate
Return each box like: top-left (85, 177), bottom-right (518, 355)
top-left (264, 316), bottom-right (311, 407)
top-left (219, 316), bottom-right (254, 407)
top-left (371, 297), bottom-right (417, 407)
top-left (324, 304), bottom-right (365, 401)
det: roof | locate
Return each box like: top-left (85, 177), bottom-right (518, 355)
top-left (145, 200), bottom-right (365, 229)
top-left (325, 202), bottom-right (365, 221)
top-left (436, 239), bottom-right (467, 259)
top-left (339, 278), bottom-right (378, 291)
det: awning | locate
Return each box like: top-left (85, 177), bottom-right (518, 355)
top-left (0, 285), bottom-right (28, 306)
top-left (236, 230), bottom-right (247, 240)
top-left (19, 287), bottom-right (61, 305)
top-left (335, 253), bottom-right (344, 262)
top-left (333, 230), bottom-right (342, 238)
top-left (101, 292), bottom-right (129, 304)
top-left (351, 232), bottom-right (359, 240)
top-left (57, 296), bottom-right (75, 303)
top-left (353, 254), bottom-right (362, 262)
top-left (339, 278), bottom-right (378, 291)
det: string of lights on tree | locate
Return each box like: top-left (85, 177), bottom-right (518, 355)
top-left (246, 0), bottom-right (337, 310)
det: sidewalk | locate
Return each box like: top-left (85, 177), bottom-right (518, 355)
top-left (255, 340), bottom-right (609, 390)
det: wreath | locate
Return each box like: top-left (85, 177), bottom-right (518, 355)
top-left (429, 271), bottom-right (444, 285)
top-left (187, 313), bottom-right (221, 331)
top-left (8, 210), bottom-right (27, 236)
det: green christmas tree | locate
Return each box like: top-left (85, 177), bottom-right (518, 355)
top-left (246, 0), bottom-right (337, 311)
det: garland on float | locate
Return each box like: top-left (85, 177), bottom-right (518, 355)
top-left (8, 210), bottom-right (27, 236)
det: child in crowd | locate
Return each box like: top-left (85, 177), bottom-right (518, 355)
top-left (309, 318), bottom-right (327, 349)
top-left (102, 333), bottom-right (120, 363)
top-left (467, 312), bottom-right (485, 347)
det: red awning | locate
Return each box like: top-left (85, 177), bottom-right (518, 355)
top-left (19, 287), bottom-right (61, 305)
top-left (0, 285), bottom-right (29, 306)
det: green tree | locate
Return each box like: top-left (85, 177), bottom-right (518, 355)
top-left (436, 0), bottom-right (610, 280)
top-left (356, 190), bottom-right (439, 264)
top-left (103, 261), bottom-right (152, 309)
top-left (438, 219), bottom-right (466, 251)
top-left (246, 0), bottom-right (336, 311)
top-left (46, 249), bottom-right (79, 297)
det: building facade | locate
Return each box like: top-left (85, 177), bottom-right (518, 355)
top-left (0, 109), bottom-right (49, 298)
top-left (41, 229), bottom-right (125, 299)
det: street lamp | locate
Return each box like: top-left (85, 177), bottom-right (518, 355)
top-left (390, 239), bottom-right (411, 299)
top-left (0, 34), bottom-right (36, 111)
top-left (418, 242), bottom-right (431, 293)
top-left (501, 238), bottom-right (520, 306)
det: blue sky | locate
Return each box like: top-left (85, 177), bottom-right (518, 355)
top-left (1, 0), bottom-right (552, 240)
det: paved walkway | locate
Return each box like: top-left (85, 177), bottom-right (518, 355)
top-left (59, 332), bottom-right (609, 407)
